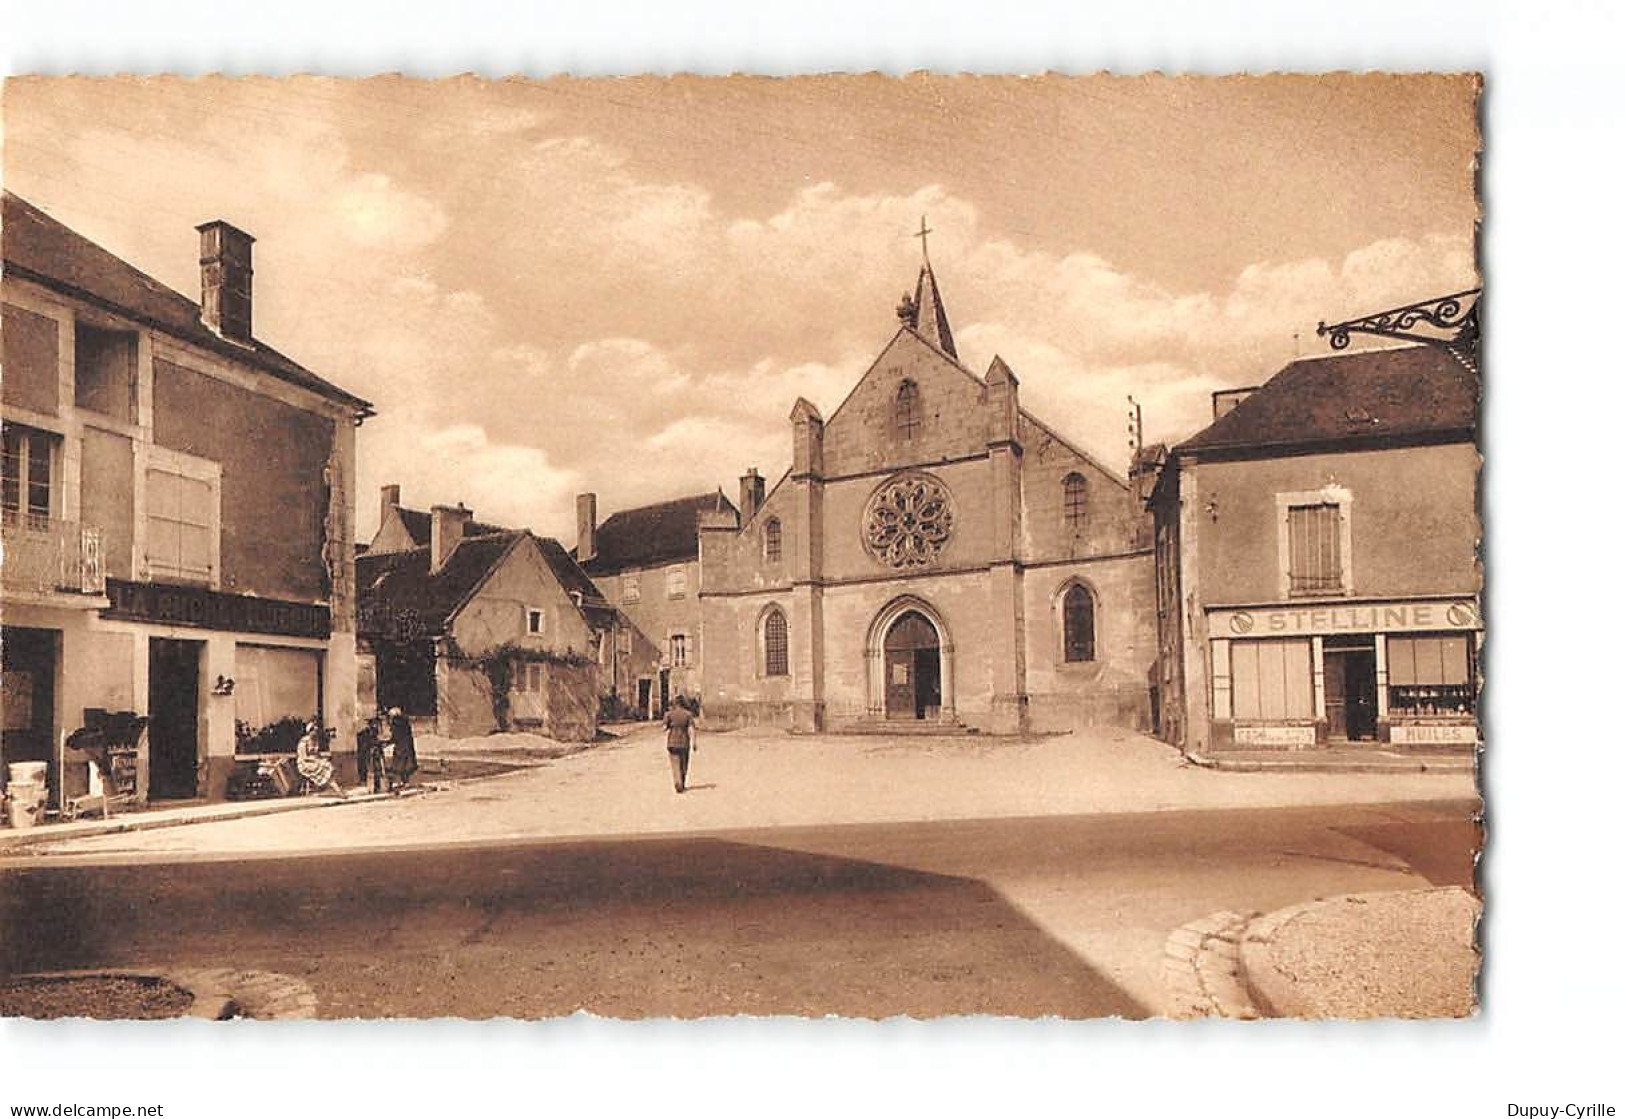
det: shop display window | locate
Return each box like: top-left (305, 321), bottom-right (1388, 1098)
top-left (234, 644), bottom-right (322, 753)
top-left (1230, 638), bottom-right (1314, 721)
top-left (1386, 634), bottom-right (1474, 715)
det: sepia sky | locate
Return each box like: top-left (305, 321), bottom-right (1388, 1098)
top-left (2, 75), bottom-right (1479, 539)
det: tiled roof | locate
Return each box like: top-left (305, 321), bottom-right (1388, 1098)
top-left (356, 532), bottom-right (522, 638)
top-left (1176, 345), bottom-right (1477, 456)
top-left (1, 191), bottom-right (371, 412)
top-left (578, 490), bottom-right (737, 576)
top-left (394, 507), bottom-right (510, 548)
top-left (357, 531), bottom-right (610, 640)
top-left (535, 536), bottom-right (607, 606)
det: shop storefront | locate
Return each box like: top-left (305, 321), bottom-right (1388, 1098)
top-left (93, 578), bottom-right (336, 801)
top-left (1206, 596), bottom-right (1481, 750)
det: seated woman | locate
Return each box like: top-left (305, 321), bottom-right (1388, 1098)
top-left (296, 720), bottom-right (348, 798)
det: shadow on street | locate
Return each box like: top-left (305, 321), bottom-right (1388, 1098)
top-left (0, 834), bottom-right (1147, 1019)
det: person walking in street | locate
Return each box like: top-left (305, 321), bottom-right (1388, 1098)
top-left (296, 720), bottom-right (348, 798)
top-left (386, 706), bottom-right (418, 792)
top-left (663, 698), bottom-right (697, 793)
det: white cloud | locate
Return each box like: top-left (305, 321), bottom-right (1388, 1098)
top-left (333, 172), bottom-right (449, 250)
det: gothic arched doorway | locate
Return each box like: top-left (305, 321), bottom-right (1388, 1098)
top-left (884, 610), bottom-right (941, 720)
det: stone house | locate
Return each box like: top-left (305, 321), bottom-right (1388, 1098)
top-left (1, 191), bottom-right (371, 805)
top-left (1149, 343), bottom-right (1481, 755)
top-left (357, 494), bottom-right (610, 741)
top-left (696, 260), bottom-right (1159, 735)
top-left (573, 489), bottom-right (738, 717)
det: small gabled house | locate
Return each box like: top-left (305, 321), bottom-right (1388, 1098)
top-left (357, 500), bottom-right (611, 741)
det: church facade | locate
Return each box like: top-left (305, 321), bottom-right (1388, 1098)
top-left (698, 263), bottom-right (1159, 735)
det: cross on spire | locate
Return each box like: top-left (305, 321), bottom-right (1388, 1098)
top-left (914, 215), bottom-right (932, 266)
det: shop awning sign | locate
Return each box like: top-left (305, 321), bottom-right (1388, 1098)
top-left (1209, 598), bottom-right (1479, 639)
top-left (102, 579), bottom-right (330, 639)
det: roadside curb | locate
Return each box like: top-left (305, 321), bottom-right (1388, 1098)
top-left (1185, 752), bottom-right (1475, 775)
top-left (1161, 908), bottom-right (1262, 1019)
top-left (167, 967), bottom-right (318, 1020)
top-left (0, 786), bottom-right (433, 852)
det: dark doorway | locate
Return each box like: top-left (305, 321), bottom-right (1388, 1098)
top-left (147, 638), bottom-right (202, 800)
top-left (659, 669), bottom-right (670, 716)
top-left (2, 626), bottom-right (58, 794)
top-left (884, 610), bottom-right (941, 720)
top-left (375, 640), bottom-right (437, 717)
top-left (637, 678), bottom-right (653, 720)
top-left (1323, 644), bottom-right (1378, 742)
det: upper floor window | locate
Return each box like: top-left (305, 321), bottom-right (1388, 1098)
top-left (669, 633), bottom-right (689, 667)
top-left (666, 564), bottom-right (687, 599)
top-left (526, 607), bottom-right (546, 636)
top-left (74, 321), bottom-right (138, 423)
top-left (763, 608), bottom-right (789, 677)
top-left (763, 517), bottom-right (782, 563)
top-left (895, 379), bottom-right (922, 440)
top-left (1062, 583), bottom-right (1096, 663)
top-left (145, 448), bottom-right (219, 586)
top-left (1283, 498), bottom-right (1349, 597)
top-left (1, 423), bottom-right (57, 528)
top-left (622, 574), bottom-right (641, 603)
top-left (1063, 472), bottom-right (1088, 530)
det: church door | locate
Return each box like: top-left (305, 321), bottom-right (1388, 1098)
top-left (884, 610), bottom-right (941, 720)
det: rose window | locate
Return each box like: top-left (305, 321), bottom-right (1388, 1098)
top-left (864, 474), bottom-right (955, 568)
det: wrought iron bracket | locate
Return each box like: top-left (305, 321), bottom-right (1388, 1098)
top-left (1317, 288), bottom-right (1480, 366)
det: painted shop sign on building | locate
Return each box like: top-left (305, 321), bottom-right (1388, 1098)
top-left (1390, 723), bottom-right (1478, 745)
top-left (1234, 724), bottom-right (1317, 747)
top-left (1208, 598), bottom-right (1480, 639)
top-left (102, 579), bottom-right (331, 639)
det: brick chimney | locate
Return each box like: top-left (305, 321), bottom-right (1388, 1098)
top-left (739, 468), bottom-right (765, 523)
top-left (197, 220), bottom-right (255, 343)
top-left (380, 484), bottom-right (402, 529)
top-left (576, 493), bottom-right (598, 564)
top-left (430, 503), bottom-right (472, 573)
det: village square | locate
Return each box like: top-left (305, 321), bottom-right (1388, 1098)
top-left (0, 75), bottom-right (1482, 1022)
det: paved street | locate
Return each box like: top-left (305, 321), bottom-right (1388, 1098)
top-left (0, 726), bottom-right (1477, 1018)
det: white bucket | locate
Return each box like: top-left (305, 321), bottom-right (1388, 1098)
top-left (7, 762), bottom-right (48, 785)
top-left (6, 781), bottom-right (46, 829)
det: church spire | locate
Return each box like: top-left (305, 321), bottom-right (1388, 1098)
top-left (896, 215), bottom-right (958, 359)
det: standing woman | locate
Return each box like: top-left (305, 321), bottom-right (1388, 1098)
top-left (296, 720), bottom-right (348, 798)
top-left (387, 707), bottom-right (418, 791)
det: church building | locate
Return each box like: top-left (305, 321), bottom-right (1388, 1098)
top-left (698, 255), bottom-right (1159, 735)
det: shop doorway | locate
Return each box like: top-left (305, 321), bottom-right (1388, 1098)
top-left (147, 638), bottom-right (202, 800)
top-left (884, 610), bottom-right (941, 720)
top-left (1323, 642), bottom-right (1378, 742)
top-left (2, 626), bottom-right (59, 792)
top-left (637, 678), bottom-right (653, 719)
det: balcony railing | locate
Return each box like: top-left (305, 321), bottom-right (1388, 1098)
top-left (1, 513), bottom-right (106, 596)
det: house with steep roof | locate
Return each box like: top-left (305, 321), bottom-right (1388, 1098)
top-left (694, 256), bottom-right (1159, 734)
top-left (357, 497), bottom-right (612, 740)
top-left (1149, 343), bottom-right (1482, 756)
top-left (573, 489), bottom-right (738, 716)
top-left (2, 191), bottom-right (372, 805)
top-left (366, 483), bottom-right (510, 555)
